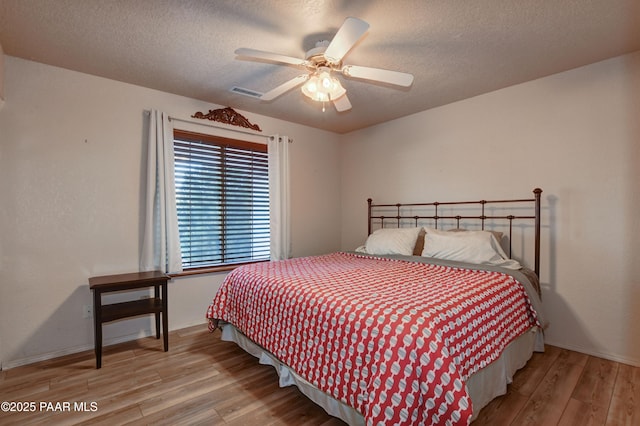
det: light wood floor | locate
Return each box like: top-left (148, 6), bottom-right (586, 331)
top-left (0, 324), bottom-right (638, 425)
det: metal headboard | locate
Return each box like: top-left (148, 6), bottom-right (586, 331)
top-left (367, 188), bottom-right (542, 277)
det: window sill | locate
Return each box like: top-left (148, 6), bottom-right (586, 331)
top-left (169, 260), bottom-right (269, 278)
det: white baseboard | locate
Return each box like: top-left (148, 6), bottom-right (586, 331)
top-left (544, 339), bottom-right (640, 367)
top-left (2, 329), bottom-right (156, 370)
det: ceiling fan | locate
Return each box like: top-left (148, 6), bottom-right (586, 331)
top-left (234, 17), bottom-right (414, 112)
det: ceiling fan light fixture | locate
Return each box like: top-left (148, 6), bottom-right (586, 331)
top-left (235, 17), bottom-right (411, 113)
top-left (301, 67), bottom-right (344, 102)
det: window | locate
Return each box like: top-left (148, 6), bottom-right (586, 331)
top-left (173, 129), bottom-right (270, 269)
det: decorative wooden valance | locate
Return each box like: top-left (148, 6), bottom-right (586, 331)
top-left (191, 107), bottom-right (262, 132)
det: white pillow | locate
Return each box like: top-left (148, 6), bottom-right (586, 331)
top-left (421, 228), bottom-right (521, 269)
top-left (363, 227), bottom-right (422, 256)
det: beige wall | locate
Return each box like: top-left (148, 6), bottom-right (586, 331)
top-left (2, 50), bottom-right (639, 369)
top-left (340, 51), bottom-right (640, 366)
top-left (0, 56), bottom-right (342, 368)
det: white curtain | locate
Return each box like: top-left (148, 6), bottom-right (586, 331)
top-left (268, 135), bottom-right (291, 260)
top-left (140, 110), bottom-right (183, 273)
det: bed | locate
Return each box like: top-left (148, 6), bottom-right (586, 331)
top-left (207, 188), bottom-right (545, 425)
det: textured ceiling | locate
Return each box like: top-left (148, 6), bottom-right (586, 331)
top-left (1, 0), bottom-right (639, 133)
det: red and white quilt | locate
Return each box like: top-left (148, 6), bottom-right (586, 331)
top-left (207, 252), bottom-right (541, 425)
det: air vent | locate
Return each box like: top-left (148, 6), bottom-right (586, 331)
top-left (230, 86), bottom-right (263, 99)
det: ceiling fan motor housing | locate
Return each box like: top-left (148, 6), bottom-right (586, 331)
top-left (235, 17), bottom-right (412, 111)
top-left (305, 40), bottom-right (340, 70)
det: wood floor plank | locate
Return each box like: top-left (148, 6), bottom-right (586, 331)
top-left (473, 345), bottom-right (562, 426)
top-left (606, 363), bottom-right (640, 426)
top-left (510, 349), bottom-right (587, 425)
top-left (510, 345), bottom-right (562, 396)
top-left (124, 390), bottom-right (225, 426)
top-left (1, 324), bottom-right (638, 426)
top-left (471, 387), bottom-right (529, 426)
top-left (212, 371), bottom-right (289, 421)
top-left (76, 404), bottom-right (144, 425)
top-left (560, 398), bottom-right (608, 426)
top-left (0, 377), bottom-right (51, 400)
top-left (558, 356), bottom-right (619, 426)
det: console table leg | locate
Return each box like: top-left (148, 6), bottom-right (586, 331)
top-left (162, 282), bottom-right (168, 352)
top-left (93, 290), bottom-right (102, 369)
top-left (154, 284), bottom-right (161, 339)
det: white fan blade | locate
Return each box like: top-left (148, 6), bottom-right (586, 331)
top-left (235, 48), bottom-right (307, 67)
top-left (324, 17), bottom-right (370, 63)
top-left (333, 94), bottom-right (352, 112)
top-left (261, 75), bottom-right (309, 101)
top-left (341, 65), bottom-right (414, 87)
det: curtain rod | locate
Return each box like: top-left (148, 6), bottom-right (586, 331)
top-left (167, 115), bottom-right (272, 140)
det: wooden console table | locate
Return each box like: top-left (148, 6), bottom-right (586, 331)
top-left (89, 270), bottom-right (170, 368)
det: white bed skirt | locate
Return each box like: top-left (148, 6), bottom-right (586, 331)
top-left (220, 323), bottom-right (544, 424)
